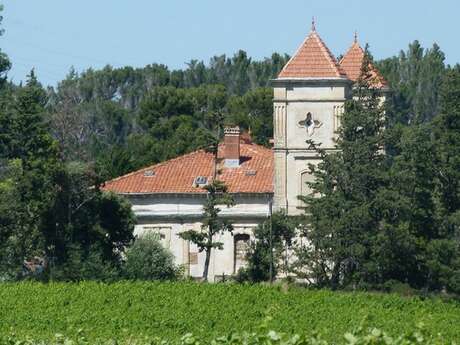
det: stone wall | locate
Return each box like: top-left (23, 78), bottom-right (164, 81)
top-left (126, 193), bottom-right (271, 281)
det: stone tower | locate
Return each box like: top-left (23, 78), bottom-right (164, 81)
top-left (272, 24), bottom-right (352, 215)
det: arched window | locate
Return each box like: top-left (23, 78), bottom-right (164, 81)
top-left (234, 234), bottom-right (250, 273)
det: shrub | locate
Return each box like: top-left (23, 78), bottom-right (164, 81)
top-left (123, 233), bottom-right (180, 280)
top-left (238, 212), bottom-right (296, 282)
top-left (49, 244), bottom-right (122, 282)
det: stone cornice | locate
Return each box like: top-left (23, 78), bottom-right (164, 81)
top-left (271, 78), bottom-right (352, 88)
top-left (273, 98), bottom-right (348, 103)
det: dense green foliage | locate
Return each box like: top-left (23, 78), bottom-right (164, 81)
top-left (49, 56), bottom-right (284, 179)
top-left (376, 40), bottom-right (445, 124)
top-left (294, 52), bottom-right (460, 294)
top-left (0, 282), bottom-right (459, 342)
top-left (0, 9), bottom-right (135, 281)
top-left (237, 212), bottom-right (296, 282)
top-left (124, 234), bottom-right (180, 281)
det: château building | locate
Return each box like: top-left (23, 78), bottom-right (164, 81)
top-left (103, 23), bottom-right (387, 281)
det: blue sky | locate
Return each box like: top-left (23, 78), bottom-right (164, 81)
top-left (1, 0), bottom-right (458, 86)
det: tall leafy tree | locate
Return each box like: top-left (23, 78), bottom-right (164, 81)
top-left (42, 162), bottom-right (135, 279)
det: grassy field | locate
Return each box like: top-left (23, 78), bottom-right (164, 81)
top-left (0, 282), bottom-right (459, 342)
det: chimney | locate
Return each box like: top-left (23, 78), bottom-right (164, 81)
top-left (224, 126), bottom-right (240, 168)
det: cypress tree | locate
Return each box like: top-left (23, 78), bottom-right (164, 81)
top-left (297, 50), bottom-right (387, 289)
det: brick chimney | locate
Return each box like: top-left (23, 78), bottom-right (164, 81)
top-left (224, 126), bottom-right (240, 168)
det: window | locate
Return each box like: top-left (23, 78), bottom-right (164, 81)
top-left (300, 171), bottom-right (315, 199)
top-left (234, 234), bottom-right (250, 273)
top-left (333, 105), bottom-right (344, 132)
top-left (141, 226), bottom-right (172, 248)
top-left (143, 170), bottom-right (155, 177)
top-left (193, 176), bottom-right (208, 187)
top-left (298, 112), bottom-right (323, 136)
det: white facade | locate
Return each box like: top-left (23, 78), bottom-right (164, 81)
top-left (272, 78), bottom-right (351, 215)
top-left (125, 193), bottom-right (272, 281)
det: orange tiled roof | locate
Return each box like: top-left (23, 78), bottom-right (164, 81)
top-left (339, 39), bottom-right (388, 89)
top-left (102, 143), bottom-right (273, 194)
top-left (278, 28), bottom-right (347, 79)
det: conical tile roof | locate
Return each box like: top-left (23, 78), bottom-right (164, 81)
top-left (278, 28), bottom-right (347, 79)
top-left (339, 37), bottom-right (387, 88)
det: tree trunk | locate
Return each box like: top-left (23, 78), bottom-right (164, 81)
top-left (202, 248), bottom-right (211, 281)
top-left (330, 260), bottom-right (341, 290)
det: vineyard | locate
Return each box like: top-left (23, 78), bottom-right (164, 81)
top-left (1, 282), bottom-right (459, 343)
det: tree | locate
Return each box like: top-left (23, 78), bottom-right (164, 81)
top-left (124, 233), bottom-right (179, 281)
top-left (0, 71), bottom-right (59, 279)
top-left (0, 4), bottom-right (11, 88)
top-left (42, 162), bottom-right (135, 278)
top-left (377, 41), bottom-right (445, 125)
top-left (428, 65), bottom-right (460, 293)
top-left (297, 51), bottom-right (387, 289)
top-left (227, 88), bottom-right (273, 146)
top-left (0, 159), bottom-right (25, 280)
top-left (179, 180), bottom-right (234, 281)
top-left (238, 212), bottom-right (296, 282)
top-left (433, 66), bottom-right (460, 221)
top-left (372, 124), bottom-right (438, 288)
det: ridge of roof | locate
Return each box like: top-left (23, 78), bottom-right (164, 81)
top-left (278, 29), bottom-right (347, 79)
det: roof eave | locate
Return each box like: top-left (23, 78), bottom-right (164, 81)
top-left (114, 191), bottom-right (274, 198)
top-left (271, 77), bottom-right (352, 87)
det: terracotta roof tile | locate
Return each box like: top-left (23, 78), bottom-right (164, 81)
top-left (278, 29), bottom-right (347, 79)
top-left (102, 143), bottom-right (273, 195)
top-left (339, 40), bottom-right (388, 89)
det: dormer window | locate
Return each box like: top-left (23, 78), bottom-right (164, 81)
top-left (143, 170), bottom-right (155, 177)
top-left (193, 176), bottom-right (208, 187)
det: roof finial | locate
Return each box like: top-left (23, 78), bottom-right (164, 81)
top-left (354, 30), bottom-right (358, 43)
top-left (311, 16), bottom-right (316, 32)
